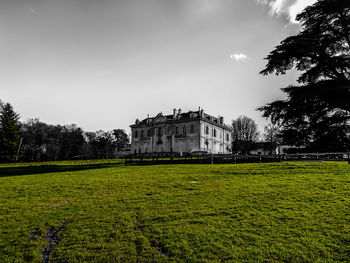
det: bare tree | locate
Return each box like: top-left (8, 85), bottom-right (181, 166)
top-left (263, 123), bottom-right (281, 154)
top-left (264, 123), bottom-right (281, 144)
top-left (231, 116), bottom-right (259, 154)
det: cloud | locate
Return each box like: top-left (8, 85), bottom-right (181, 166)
top-left (230, 53), bottom-right (248, 62)
top-left (288, 0), bottom-right (316, 23)
top-left (257, 0), bottom-right (317, 23)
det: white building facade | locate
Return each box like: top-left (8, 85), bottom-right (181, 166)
top-left (130, 109), bottom-right (232, 154)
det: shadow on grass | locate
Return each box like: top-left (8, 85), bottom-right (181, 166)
top-left (0, 163), bottom-right (120, 177)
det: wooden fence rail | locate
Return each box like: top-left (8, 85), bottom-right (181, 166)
top-left (125, 152), bottom-right (350, 166)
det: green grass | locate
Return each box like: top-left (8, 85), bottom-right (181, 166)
top-left (0, 160), bottom-right (349, 262)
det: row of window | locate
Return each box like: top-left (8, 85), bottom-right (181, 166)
top-left (134, 125), bottom-right (231, 141)
top-left (134, 125), bottom-right (197, 138)
top-left (204, 126), bottom-right (231, 141)
top-left (175, 125), bottom-right (195, 135)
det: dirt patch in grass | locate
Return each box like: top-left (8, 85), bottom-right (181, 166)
top-left (42, 222), bottom-right (66, 263)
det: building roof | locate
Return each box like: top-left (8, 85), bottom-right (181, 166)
top-left (130, 109), bottom-right (232, 131)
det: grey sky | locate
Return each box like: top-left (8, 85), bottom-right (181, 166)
top-left (0, 0), bottom-right (312, 133)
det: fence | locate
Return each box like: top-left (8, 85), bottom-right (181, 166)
top-left (124, 152), bottom-right (350, 166)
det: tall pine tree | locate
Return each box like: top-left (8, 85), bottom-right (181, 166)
top-left (0, 103), bottom-right (22, 162)
top-left (259, 0), bottom-right (350, 152)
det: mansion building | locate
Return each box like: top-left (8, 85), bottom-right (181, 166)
top-left (130, 108), bottom-right (232, 154)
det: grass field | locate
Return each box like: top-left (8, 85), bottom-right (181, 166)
top-left (0, 160), bottom-right (349, 262)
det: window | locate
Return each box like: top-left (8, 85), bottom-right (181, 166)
top-left (205, 126), bottom-right (209, 135)
top-left (147, 129), bottom-right (151, 137)
top-left (226, 133), bottom-right (229, 141)
top-left (141, 130), bottom-right (144, 138)
top-left (175, 126), bottom-right (179, 134)
top-left (158, 127), bottom-right (162, 136)
top-left (183, 126), bottom-right (186, 134)
top-left (190, 125), bottom-right (194, 133)
top-left (135, 130), bottom-right (138, 138)
top-left (213, 129), bottom-right (216, 137)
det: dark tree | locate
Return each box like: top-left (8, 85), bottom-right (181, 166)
top-left (259, 0), bottom-right (350, 152)
top-left (58, 124), bottom-right (85, 160)
top-left (113, 129), bottom-right (129, 151)
top-left (94, 130), bottom-right (116, 159)
top-left (22, 119), bottom-right (49, 162)
top-left (44, 125), bottom-right (64, 161)
top-left (0, 103), bottom-right (22, 162)
top-left (231, 116), bottom-right (259, 154)
top-left (83, 130), bottom-right (116, 159)
top-left (82, 131), bottom-right (98, 159)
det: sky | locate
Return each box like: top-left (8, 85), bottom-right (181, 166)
top-left (0, 0), bottom-right (316, 133)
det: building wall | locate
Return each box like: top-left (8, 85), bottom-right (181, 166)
top-left (131, 120), bottom-right (201, 154)
top-left (199, 120), bottom-right (232, 154)
top-left (130, 118), bottom-right (232, 154)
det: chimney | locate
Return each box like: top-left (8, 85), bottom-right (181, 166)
top-left (219, 116), bottom-right (224, 125)
top-left (173, 108), bottom-right (177, 118)
top-left (178, 108), bottom-right (182, 115)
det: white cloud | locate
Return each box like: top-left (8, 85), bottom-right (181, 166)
top-left (269, 0), bottom-right (289, 16)
top-left (288, 0), bottom-right (316, 23)
top-left (257, 0), bottom-right (317, 23)
top-left (230, 53), bottom-right (248, 62)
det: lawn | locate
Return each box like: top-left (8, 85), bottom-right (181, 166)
top-left (0, 160), bottom-right (349, 262)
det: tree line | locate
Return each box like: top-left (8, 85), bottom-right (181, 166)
top-left (0, 100), bottom-right (129, 163)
